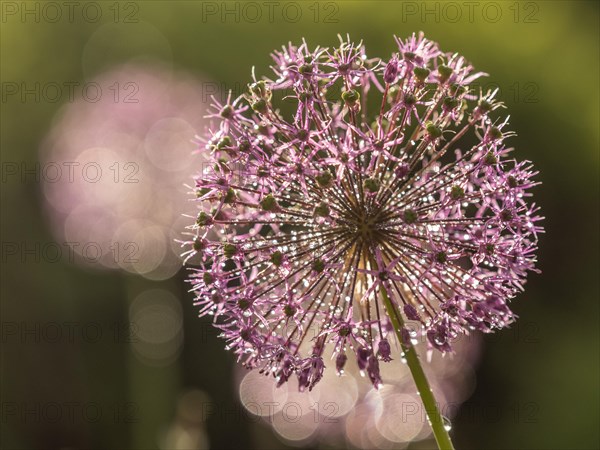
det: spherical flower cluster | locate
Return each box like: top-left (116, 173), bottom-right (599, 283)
top-left (183, 33), bottom-right (543, 391)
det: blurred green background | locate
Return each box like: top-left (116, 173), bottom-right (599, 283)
top-left (1, 1), bottom-right (598, 449)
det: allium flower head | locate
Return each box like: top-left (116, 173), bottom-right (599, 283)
top-left (183, 33), bottom-right (543, 391)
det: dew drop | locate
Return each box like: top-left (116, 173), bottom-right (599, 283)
top-left (443, 416), bottom-right (452, 432)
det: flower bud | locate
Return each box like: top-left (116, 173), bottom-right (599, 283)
top-left (312, 259), bottom-right (325, 273)
top-left (223, 243), bottom-right (238, 259)
top-left (425, 121), bottom-right (443, 139)
top-left (413, 67), bottom-right (430, 82)
top-left (378, 339), bottom-right (392, 362)
top-left (249, 80), bottom-right (271, 100)
top-left (403, 209), bottom-right (418, 224)
top-left (270, 250), bottom-right (283, 267)
top-left (260, 194), bottom-right (278, 211)
top-left (336, 352), bottom-right (348, 374)
top-left (341, 89), bottom-right (360, 106)
top-left (364, 178), bottom-right (381, 193)
top-left (443, 96), bottom-right (460, 110)
top-left (384, 58), bottom-right (399, 84)
top-left (196, 212), bottom-right (213, 227)
top-left (404, 304), bottom-right (421, 321)
top-left (251, 99), bottom-right (268, 114)
top-left (203, 272), bottom-right (214, 285)
top-left (438, 65), bottom-right (453, 83)
top-left (220, 105), bottom-right (234, 119)
top-left (315, 170), bottom-right (333, 188)
top-left (450, 185), bottom-right (465, 200)
top-left (314, 202), bottom-right (330, 217)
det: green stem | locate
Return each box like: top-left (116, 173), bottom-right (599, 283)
top-left (379, 286), bottom-right (455, 450)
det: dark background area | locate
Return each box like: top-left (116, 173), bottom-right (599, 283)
top-left (1, 1), bottom-right (599, 449)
